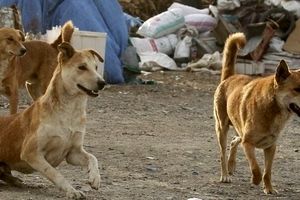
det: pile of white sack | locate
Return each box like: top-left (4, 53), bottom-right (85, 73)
top-left (130, 2), bottom-right (218, 71)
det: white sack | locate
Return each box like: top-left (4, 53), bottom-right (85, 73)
top-left (137, 8), bottom-right (185, 38)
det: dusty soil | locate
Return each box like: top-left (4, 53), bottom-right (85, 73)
top-left (0, 71), bottom-right (299, 200)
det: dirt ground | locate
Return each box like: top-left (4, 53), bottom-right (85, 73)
top-left (0, 71), bottom-right (299, 200)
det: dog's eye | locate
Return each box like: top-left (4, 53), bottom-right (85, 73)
top-left (78, 65), bottom-right (87, 71)
top-left (7, 37), bottom-right (13, 41)
top-left (294, 88), bottom-right (300, 93)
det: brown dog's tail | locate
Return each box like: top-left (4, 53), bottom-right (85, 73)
top-left (51, 21), bottom-right (74, 48)
top-left (221, 32), bottom-right (246, 81)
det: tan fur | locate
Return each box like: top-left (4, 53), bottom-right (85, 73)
top-left (214, 32), bottom-right (300, 194)
top-left (0, 27), bottom-right (26, 77)
top-left (220, 32), bottom-right (246, 81)
top-left (0, 27), bottom-right (25, 60)
top-left (0, 28), bottom-right (26, 113)
top-left (2, 21), bottom-right (74, 114)
top-left (0, 42), bottom-right (105, 199)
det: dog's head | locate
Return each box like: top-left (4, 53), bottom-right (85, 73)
top-left (0, 28), bottom-right (26, 57)
top-left (57, 42), bottom-right (105, 97)
top-left (274, 60), bottom-right (300, 117)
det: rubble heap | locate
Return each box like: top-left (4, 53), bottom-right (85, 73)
top-left (119, 0), bottom-right (174, 20)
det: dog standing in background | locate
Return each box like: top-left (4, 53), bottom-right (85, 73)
top-left (2, 21), bottom-right (74, 114)
top-left (0, 27), bottom-right (26, 109)
top-left (214, 32), bottom-right (300, 194)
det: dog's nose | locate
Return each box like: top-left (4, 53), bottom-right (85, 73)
top-left (97, 80), bottom-right (106, 90)
top-left (20, 47), bottom-right (26, 55)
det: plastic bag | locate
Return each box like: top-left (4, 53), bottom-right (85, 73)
top-left (281, 0), bottom-right (300, 18)
top-left (174, 35), bottom-right (192, 60)
top-left (139, 52), bottom-right (179, 71)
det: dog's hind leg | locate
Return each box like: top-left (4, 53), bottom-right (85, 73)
top-left (228, 136), bottom-right (241, 175)
top-left (214, 107), bottom-right (231, 183)
top-left (66, 146), bottom-right (101, 190)
top-left (242, 141), bottom-right (262, 185)
top-left (0, 162), bottom-right (23, 187)
top-left (7, 87), bottom-right (19, 114)
top-left (263, 144), bottom-right (277, 194)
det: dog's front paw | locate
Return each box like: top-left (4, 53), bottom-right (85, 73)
top-left (89, 174), bottom-right (101, 190)
top-left (66, 188), bottom-right (86, 199)
top-left (264, 187), bottom-right (278, 195)
top-left (220, 175), bottom-right (231, 183)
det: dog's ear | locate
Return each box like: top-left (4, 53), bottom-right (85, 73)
top-left (275, 60), bottom-right (290, 83)
top-left (88, 49), bottom-right (104, 63)
top-left (58, 42), bottom-right (75, 60)
top-left (18, 30), bottom-right (25, 41)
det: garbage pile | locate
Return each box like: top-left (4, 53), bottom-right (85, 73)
top-left (119, 0), bottom-right (174, 21)
top-left (122, 0), bottom-right (300, 75)
top-left (119, 0), bottom-right (213, 20)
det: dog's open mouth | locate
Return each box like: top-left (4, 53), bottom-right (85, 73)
top-left (77, 84), bottom-right (99, 97)
top-left (289, 103), bottom-right (300, 117)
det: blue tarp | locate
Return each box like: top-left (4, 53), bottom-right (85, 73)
top-left (0, 0), bottom-right (128, 84)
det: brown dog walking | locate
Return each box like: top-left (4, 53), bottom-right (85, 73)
top-left (214, 32), bottom-right (300, 194)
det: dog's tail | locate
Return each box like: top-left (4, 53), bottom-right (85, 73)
top-left (51, 21), bottom-right (74, 48)
top-left (221, 32), bottom-right (246, 81)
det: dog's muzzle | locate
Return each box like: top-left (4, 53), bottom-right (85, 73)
top-left (289, 103), bottom-right (300, 117)
top-left (9, 47), bottom-right (27, 56)
top-left (97, 80), bottom-right (106, 90)
top-left (77, 80), bottom-right (105, 97)
top-left (19, 47), bottom-right (27, 56)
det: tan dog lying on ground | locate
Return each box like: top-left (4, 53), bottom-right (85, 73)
top-left (2, 21), bottom-right (74, 114)
top-left (0, 42), bottom-right (106, 199)
top-left (214, 32), bottom-right (300, 194)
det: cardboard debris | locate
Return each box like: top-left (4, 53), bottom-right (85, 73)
top-left (283, 19), bottom-right (300, 54)
top-left (212, 13), bottom-right (237, 46)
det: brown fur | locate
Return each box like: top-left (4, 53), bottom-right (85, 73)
top-left (214, 32), bottom-right (300, 194)
top-left (2, 21), bottom-right (74, 114)
top-left (0, 42), bottom-right (105, 199)
top-left (0, 27), bottom-right (26, 113)
top-left (0, 27), bottom-right (26, 61)
top-left (0, 28), bottom-right (26, 76)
